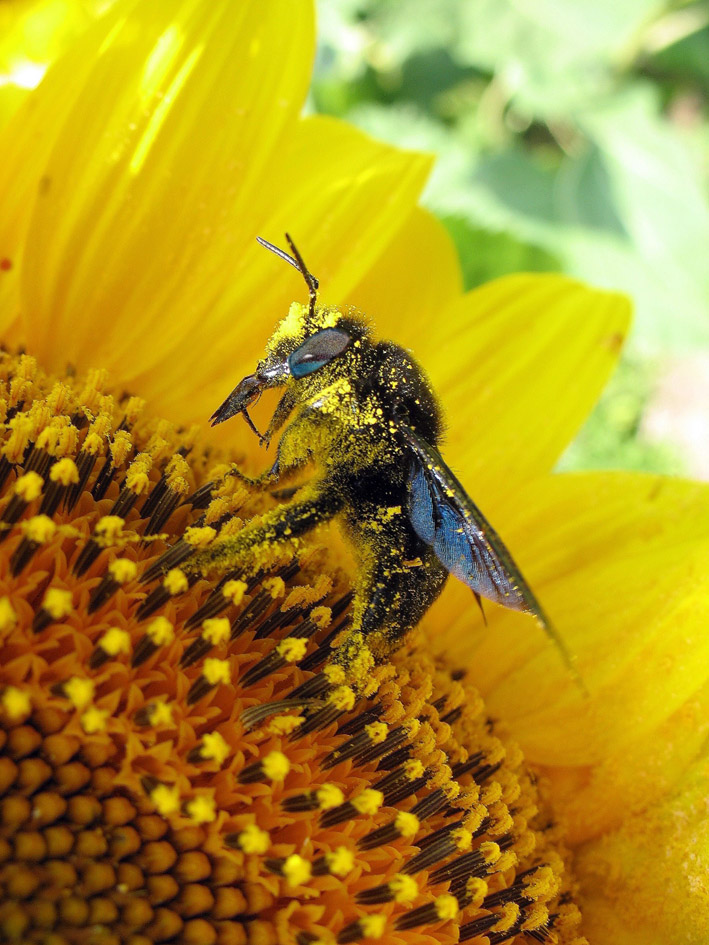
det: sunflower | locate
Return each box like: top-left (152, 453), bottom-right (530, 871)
top-left (0, 2), bottom-right (707, 944)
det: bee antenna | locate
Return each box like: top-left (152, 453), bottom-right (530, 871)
top-left (256, 234), bottom-right (320, 319)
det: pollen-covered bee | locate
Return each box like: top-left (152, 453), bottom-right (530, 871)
top-left (198, 235), bottom-right (575, 682)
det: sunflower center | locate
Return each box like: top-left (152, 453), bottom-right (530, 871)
top-left (0, 353), bottom-right (584, 944)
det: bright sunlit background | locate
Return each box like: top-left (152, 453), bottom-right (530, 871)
top-left (2, 0), bottom-right (708, 476)
top-left (311, 0), bottom-right (709, 478)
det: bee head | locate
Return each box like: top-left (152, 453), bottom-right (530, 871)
top-left (210, 236), bottom-right (368, 428)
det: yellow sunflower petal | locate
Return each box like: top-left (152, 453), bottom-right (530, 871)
top-left (348, 205), bottom-right (463, 342)
top-left (6, 0), bottom-right (314, 377)
top-left (427, 275), bottom-right (630, 494)
top-left (436, 472), bottom-right (709, 769)
top-left (575, 725), bottom-right (709, 944)
top-left (141, 114), bottom-right (432, 424)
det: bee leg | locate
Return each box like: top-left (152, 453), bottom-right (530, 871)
top-left (189, 482), bottom-right (343, 576)
top-left (224, 464), bottom-right (279, 490)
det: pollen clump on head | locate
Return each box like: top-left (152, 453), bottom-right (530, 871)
top-left (0, 354), bottom-right (585, 945)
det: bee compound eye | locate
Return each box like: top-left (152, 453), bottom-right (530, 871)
top-left (288, 327), bottom-right (351, 379)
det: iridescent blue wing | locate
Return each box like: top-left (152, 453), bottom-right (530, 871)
top-left (404, 423), bottom-right (545, 618)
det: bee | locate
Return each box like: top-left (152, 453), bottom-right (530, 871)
top-left (198, 235), bottom-right (577, 683)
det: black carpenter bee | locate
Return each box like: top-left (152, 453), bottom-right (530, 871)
top-left (198, 235), bottom-right (576, 682)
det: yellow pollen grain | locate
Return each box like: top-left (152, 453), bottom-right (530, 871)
top-left (480, 841), bottom-right (501, 865)
top-left (267, 715), bottom-right (303, 735)
top-left (201, 732), bottom-right (229, 765)
top-left (95, 515), bottom-right (124, 544)
top-left (1, 687), bottom-right (31, 720)
top-left (329, 686), bottom-right (355, 711)
top-left (110, 430), bottom-right (133, 467)
top-left (310, 605), bottom-right (332, 629)
top-left (149, 702), bottom-right (174, 726)
top-left (22, 514), bottom-right (56, 543)
top-left (162, 568), bottom-right (188, 595)
top-left (365, 721), bottom-right (388, 744)
top-left (521, 903), bottom-right (549, 931)
top-left (222, 578), bottom-right (247, 604)
top-left (64, 677), bottom-right (95, 711)
top-left (98, 625), bottom-right (130, 658)
top-left (395, 811), bottom-right (420, 838)
top-left (326, 846), bottom-right (354, 877)
top-left (277, 637), bottom-right (308, 662)
top-left (323, 663), bottom-right (346, 685)
top-left (352, 789), bottom-right (384, 815)
top-left (404, 759), bottom-right (425, 780)
top-left (390, 873), bottom-right (418, 904)
top-left (146, 616), bottom-right (174, 646)
top-left (108, 558), bottom-right (137, 583)
top-left (202, 617), bottom-right (230, 645)
top-left (359, 915), bottom-right (386, 939)
top-left (435, 893), bottom-right (459, 920)
top-left (467, 877), bottom-right (488, 907)
top-left (125, 464), bottom-right (151, 495)
top-left (452, 827), bottom-right (472, 851)
top-left (0, 597), bottom-right (17, 632)
top-left (49, 457), bottom-right (79, 485)
top-left (14, 471), bottom-right (43, 501)
top-left (185, 525), bottom-right (217, 547)
top-left (150, 784), bottom-right (180, 817)
top-left (496, 850), bottom-right (518, 872)
top-left (316, 784), bottom-right (344, 810)
top-left (262, 751), bottom-right (290, 781)
top-left (238, 824), bottom-right (270, 854)
top-left (81, 706), bottom-right (108, 734)
top-left (263, 576), bottom-right (285, 599)
top-left (186, 795), bottom-right (216, 824)
top-left (492, 902), bottom-right (520, 933)
top-left (43, 587), bottom-right (73, 619)
top-left (203, 658), bottom-right (231, 686)
top-left (283, 854), bottom-right (311, 887)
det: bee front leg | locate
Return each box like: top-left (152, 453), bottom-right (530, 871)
top-left (189, 482), bottom-right (344, 576)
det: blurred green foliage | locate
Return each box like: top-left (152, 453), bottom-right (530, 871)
top-left (312, 0), bottom-right (709, 475)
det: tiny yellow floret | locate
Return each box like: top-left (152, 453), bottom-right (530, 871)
top-left (404, 758), bottom-right (425, 780)
top-left (480, 841), bottom-right (501, 865)
top-left (43, 587), bottom-right (73, 619)
top-left (283, 854), bottom-right (311, 887)
top-left (99, 627), bottom-right (131, 657)
top-left (222, 578), bottom-right (247, 604)
top-left (14, 471), bottom-right (43, 501)
top-left (365, 721), bottom-right (388, 744)
top-left (263, 576), bottom-right (285, 599)
top-left (108, 558), bottom-right (137, 583)
top-left (186, 795), bottom-right (216, 824)
top-left (492, 902), bottom-right (520, 933)
top-left (389, 873), bottom-right (418, 904)
top-left (452, 827), bottom-right (473, 851)
top-left (326, 846), bottom-right (354, 877)
top-left (262, 751), bottom-right (290, 781)
top-left (435, 894), bottom-right (459, 920)
top-left (202, 617), bottom-right (231, 645)
top-left (150, 702), bottom-right (174, 726)
top-left (81, 706), bottom-right (108, 733)
top-left (184, 525), bottom-right (217, 547)
top-left (359, 915), bottom-right (386, 939)
top-left (95, 515), bottom-right (124, 543)
top-left (329, 685), bottom-right (356, 711)
top-left (316, 784), bottom-right (344, 810)
top-left (146, 616), bottom-right (174, 646)
top-left (0, 597), bottom-right (17, 632)
top-left (203, 658), bottom-right (231, 686)
top-left (395, 811), bottom-right (420, 838)
top-left (323, 663), bottom-right (346, 685)
top-left (201, 732), bottom-right (229, 765)
top-left (64, 677), bottom-right (95, 711)
top-left (277, 637), bottom-right (308, 662)
top-left (150, 783), bottom-right (180, 817)
top-left (49, 457), bottom-right (79, 485)
top-left (521, 903), bottom-right (549, 931)
top-left (23, 515), bottom-right (56, 543)
top-left (1, 687), bottom-right (31, 720)
top-left (238, 824), bottom-right (270, 854)
top-left (466, 876), bottom-right (488, 907)
top-left (163, 568), bottom-right (188, 595)
top-left (352, 789), bottom-right (384, 815)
